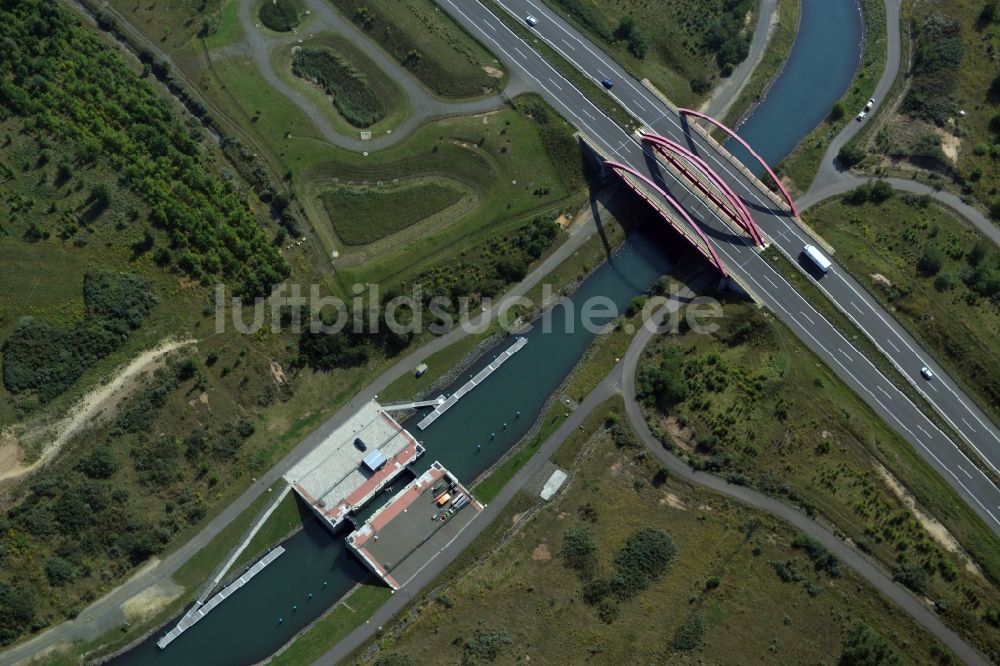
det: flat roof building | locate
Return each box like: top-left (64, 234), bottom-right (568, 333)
top-left (347, 462), bottom-right (484, 590)
top-left (284, 400), bottom-right (424, 530)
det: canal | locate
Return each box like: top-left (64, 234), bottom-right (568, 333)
top-left (110, 1), bottom-right (863, 664)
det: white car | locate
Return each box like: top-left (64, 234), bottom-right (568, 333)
top-left (920, 366), bottom-right (934, 380)
top-left (865, 97), bottom-right (875, 111)
top-left (526, 14), bottom-right (538, 26)
top-left (856, 110), bottom-right (867, 121)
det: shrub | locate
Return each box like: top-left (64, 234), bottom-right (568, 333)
top-left (374, 655), bottom-right (414, 666)
top-left (610, 528), bottom-right (677, 600)
top-left (836, 144), bottom-right (865, 169)
top-left (791, 533), bottom-right (841, 578)
top-left (0, 583), bottom-right (36, 646)
top-left (839, 622), bottom-right (902, 665)
top-left (258, 0), bottom-right (302, 32)
top-left (893, 560), bottom-right (930, 594)
top-left (830, 101), bottom-right (846, 121)
top-left (79, 446), bottom-right (119, 479)
top-left (461, 627), bottom-right (511, 664)
top-left (561, 527), bottom-right (598, 575)
top-left (917, 245), bottom-right (945, 275)
top-left (292, 48), bottom-right (385, 127)
top-left (670, 612), bottom-right (705, 652)
top-left (44, 557), bottom-right (75, 587)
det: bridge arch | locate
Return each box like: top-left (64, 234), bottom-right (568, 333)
top-left (677, 108), bottom-right (800, 218)
top-left (641, 132), bottom-right (766, 247)
top-left (605, 160), bottom-right (728, 277)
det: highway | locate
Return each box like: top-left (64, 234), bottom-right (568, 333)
top-left (434, 0), bottom-right (1000, 536)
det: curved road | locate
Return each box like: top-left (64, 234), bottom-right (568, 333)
top-left (311, 284), bottom-right (989, 666)
top-left (800, 0), bottom-right (1000, 247)
top-left (225, 0), bottom-right (529, 152)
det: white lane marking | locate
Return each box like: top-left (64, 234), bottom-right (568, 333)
top-left (963, 418), bottom-right (977, 432)
top-left (838, 348), bottom-right (852, 361)
top-left (917, 424), bottom-right (932, 438)
top-left (548, 77), bottom-right (563, 91)
top-left (958, 465), bottom-right (973, 480)
top-left (560, 38), bottom-right (574, 49)
top-left (799, 310), bottom-right (814, 325)
top-left (886, 337), bottom-right (900, 353)
top-left (761, 274), bottom-right (778, 289)
top-left (850, 301), bottom-right (863, 314)
top-left (514, 46), bottom-right (527, 59)
top-left (484, 20), bottom-right (497, 31)
top-left (454, 0), bottom-right (1000, 514)
top-left (877, 385), bottom-right (892, 399)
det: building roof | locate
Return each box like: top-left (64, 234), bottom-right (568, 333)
top-left (284, 400), bottom-right (423, 528)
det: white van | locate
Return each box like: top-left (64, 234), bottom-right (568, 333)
top-left (803, 244), bottom-right (832, 274)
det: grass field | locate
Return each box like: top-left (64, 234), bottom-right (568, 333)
top-left (638, 298), bottom-right (1000, 659)
top-left (320, 179), bottom-right (467, 246)
top-left (354, 403), bottom-right (951, 665)
top-left (329, 0), bottom-right (506, 98)
top-left (776, 0), bottom-right (887, 193)
top-left (805, 191), bottom-right (1000, 425)
top-left (540, 0), bottom-right (758, 108)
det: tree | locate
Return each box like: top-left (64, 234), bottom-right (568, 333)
top-left (837, 144), bottom-right (865, 168)
top-left (561, 526), bottom-right (598, 574)
top-left (830, 101), bottom-right (846, 121)
top-left (917, 245), bottom-right (944, 276)
top-left (45, 556), bottom-right (75, 587)
top-left (839, 622), bottom-right (902, 665)
top-left (79, 445), bottom-right (118, 479)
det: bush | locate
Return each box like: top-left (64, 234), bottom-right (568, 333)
top-left (79, 446), bottom-right (119, 479)
top-left (839, 622), bottom-right (902, 665)
top-left (830, 101), bottom-right (846, 121)
top-left (893, 560), bottom-right (930, 594)
top-left (610, 528), bottom-right (677, 600)
top-left (44, 557), bottom-right (75, 587)
top-left (670, 612), bottom-right (705, 651)
top-left (258, 0), bottom-right (302, 32)
top-left (791, 533), bottom-right (841, 578)
top-left (836, 144), bottom-right (865, 169)
top-left (2, 273), bottom-right (157, 403)
top-left (461, 627), bottom-right (511, 664)
top-left (292, 48), bottom-right (385, 128)
top-left (917, 245), bottom-right (945, 276)
top-left (374, 655), bottom-right (414, 666)
top-left (560, 527), bottom-right (597, 575)
top-left (0, 583), bottom-right (36, 646)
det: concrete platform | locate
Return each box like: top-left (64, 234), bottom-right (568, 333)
top-left (284, 400), bottom-right (424, 530)
top-left (346, 462), bottom-right (483, 590)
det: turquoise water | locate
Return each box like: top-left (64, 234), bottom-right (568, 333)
top-left (111, 1), bottom-right (864, 663)
top-left (725, 0), bottom-right (863, 173)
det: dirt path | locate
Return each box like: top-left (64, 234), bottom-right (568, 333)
top-left (0, 338), bottom-right (197, 485)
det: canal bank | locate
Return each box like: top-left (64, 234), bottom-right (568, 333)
top-left (106, 2), bottom-right (865, 664)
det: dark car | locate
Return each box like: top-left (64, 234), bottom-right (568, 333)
top-left (601, 78), bottom-right (613, 89)
top-left (354, 437), bottom-right (367, 451)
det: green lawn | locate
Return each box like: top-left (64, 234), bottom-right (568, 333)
top-left (329, 0), bottom-right (506, 98)
top-left (355, 405), bottom-right (951, 665)
top-left (805, 191), bottom-right (1000, 426)
top-left (270, 583), bottom-right (391, 666)
top-left (320, 179), bottom-right (467, 246)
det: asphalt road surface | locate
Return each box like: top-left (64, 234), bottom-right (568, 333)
top-left (433, 0), bottom-right (1000, 537)
top-left (314, 282), bottom-right (989, 666)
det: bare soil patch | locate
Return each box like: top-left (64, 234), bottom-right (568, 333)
top-left (875, 461), bottom-right (983, 577)
top-left (530, 543), bottom-right (551, 561)
top-left (0, 338), bottom-right (196, 486)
